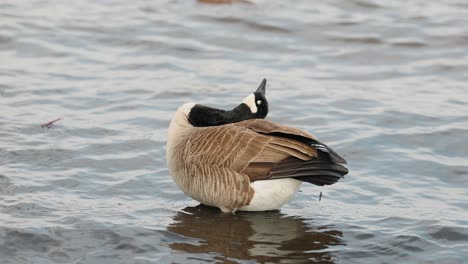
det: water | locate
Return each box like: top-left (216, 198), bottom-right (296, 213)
top-left (1, 0), bottom-right (468, 263)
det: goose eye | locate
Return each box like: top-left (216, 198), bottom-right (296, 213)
top-left (257, 100), bottom-right (262, 105)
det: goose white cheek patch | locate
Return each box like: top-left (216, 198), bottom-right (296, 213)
top-left (242, 93), bottom-right (257, 113)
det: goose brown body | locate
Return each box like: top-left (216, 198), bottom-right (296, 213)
top-left (167, 103), bottom-right (348, 212)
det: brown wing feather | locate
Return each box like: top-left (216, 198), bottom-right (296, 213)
top-left (234, 119), bottom-right (347, 164)
top-left (182, 119), bottom-right (347, 210)
top-left (188, 125), bottom-right (272, 171)
top-left (233, 119), bottom-right (348, 185)
top-left (184, 125), bottom-right (270, 209)
top-left (233, 119), bottom-right (318, 141)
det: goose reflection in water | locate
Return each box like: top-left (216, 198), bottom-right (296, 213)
top-left (166, 205), bottom-right (344, 263)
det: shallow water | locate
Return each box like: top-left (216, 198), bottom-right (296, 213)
top-left (1, 0), bottom-right (468, 263)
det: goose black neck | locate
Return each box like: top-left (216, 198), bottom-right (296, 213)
top-left (188, 104), bottom-right (253, 127)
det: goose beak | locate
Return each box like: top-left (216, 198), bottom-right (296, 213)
top-left (256, 78), bottom-right (267, 95)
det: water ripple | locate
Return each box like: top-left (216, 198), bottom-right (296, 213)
top-left (1, 0), bottom-right (468, 263)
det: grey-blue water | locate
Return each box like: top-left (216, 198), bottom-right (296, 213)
top-left (1, 0), bottom-right (468, 263)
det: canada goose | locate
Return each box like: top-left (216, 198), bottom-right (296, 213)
top-left (167, 79), bottom-right (348, 213)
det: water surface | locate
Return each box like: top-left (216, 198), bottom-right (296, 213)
top-left (1, 0), bottom-right (468, 263)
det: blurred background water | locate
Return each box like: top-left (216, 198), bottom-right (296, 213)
top-left (1, 0), bottom-right (468, 263)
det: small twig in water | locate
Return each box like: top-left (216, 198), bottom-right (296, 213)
top-left (41, 117), bottom-right (62, 128)
top-left (319, 191), bottom-right (323, 201)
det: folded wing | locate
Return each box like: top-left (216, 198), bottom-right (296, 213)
top-left (233, 119), bottom-right (348, 186)
top-left (185, 118), bottom-right (348, 209)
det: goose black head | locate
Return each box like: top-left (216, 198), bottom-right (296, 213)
top-left (188, 78), bottom-right (269, 127)
top-left (240, 78), bottom-right (268, 119)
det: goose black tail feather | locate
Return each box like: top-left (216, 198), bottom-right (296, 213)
top-left (270, 158), bottom-right (348, 186)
